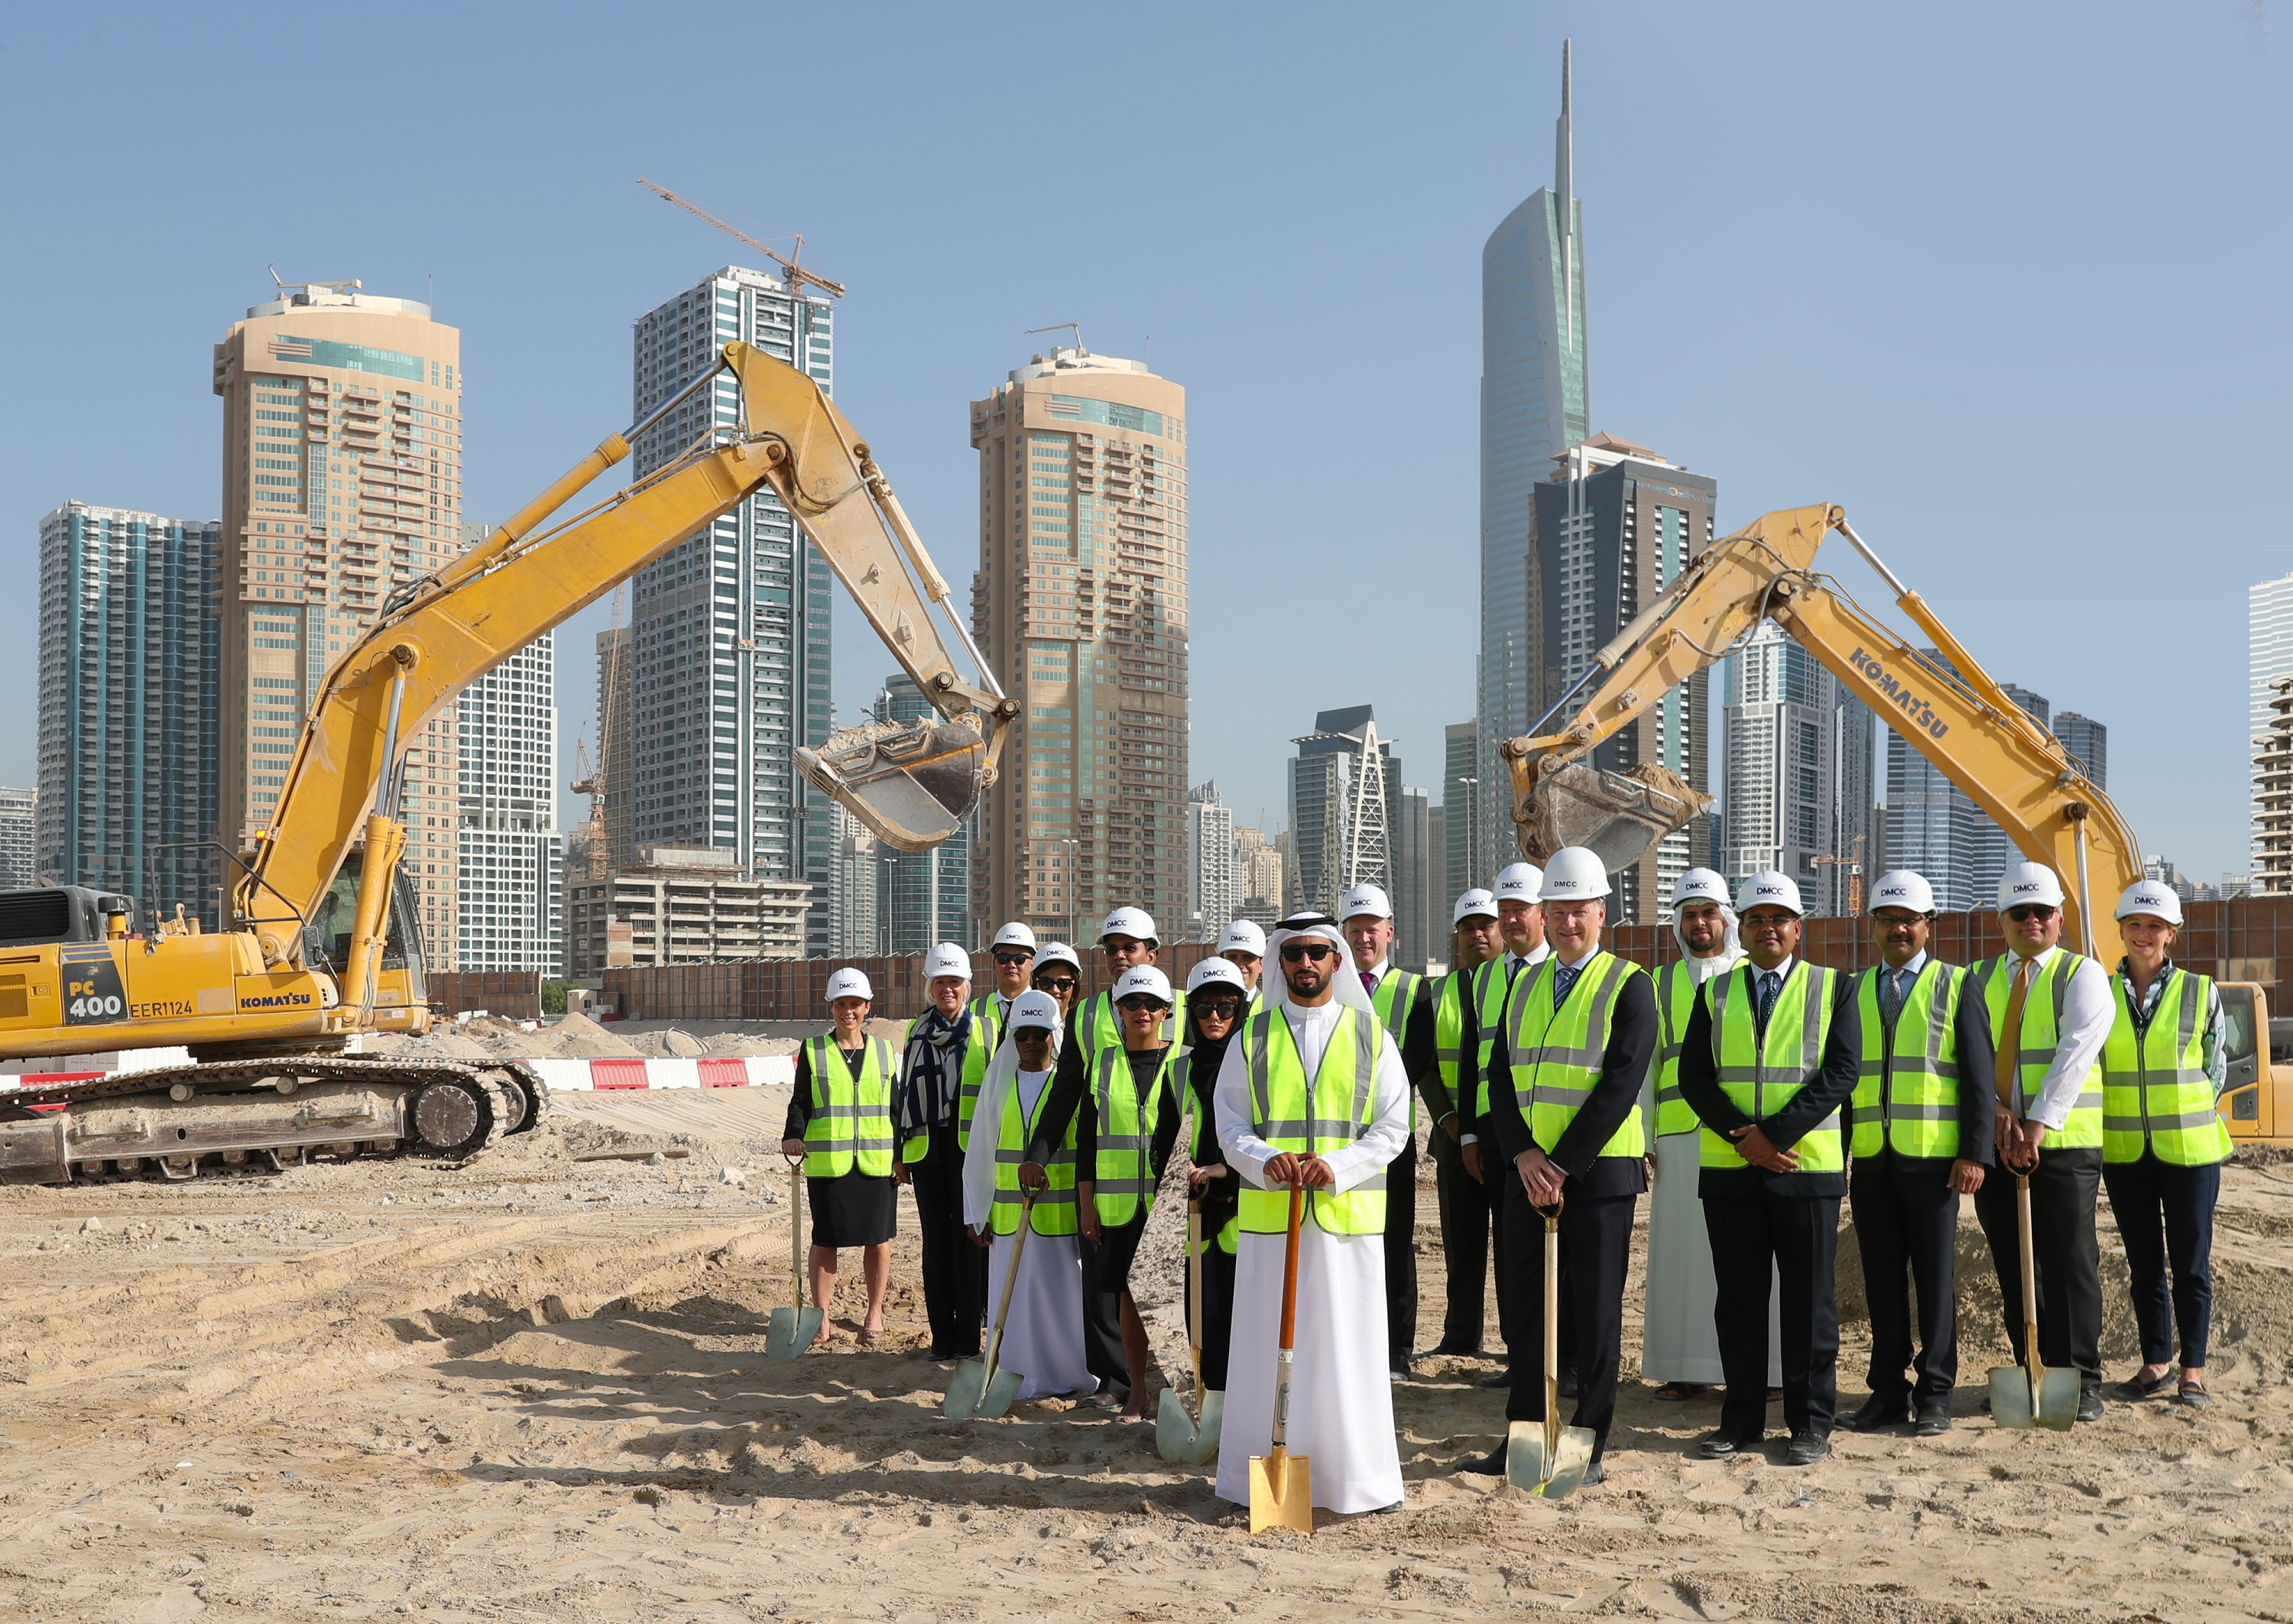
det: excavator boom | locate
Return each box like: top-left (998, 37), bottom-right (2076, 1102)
top-left (1507, 503), bottom-right (2141, 964)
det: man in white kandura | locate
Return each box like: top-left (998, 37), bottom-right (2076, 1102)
top-left (1213, 912), bottom-right (1411, 1515)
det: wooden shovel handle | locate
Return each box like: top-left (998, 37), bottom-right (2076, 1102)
top-left (1276, 1182), bottom-right (1305, 1354)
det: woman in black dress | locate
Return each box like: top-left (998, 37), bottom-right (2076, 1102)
top-left (781, 967), bottom-right (900, 1345)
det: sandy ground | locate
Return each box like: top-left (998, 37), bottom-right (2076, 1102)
top-left (2, 1093), bottom-right (2292, 1622)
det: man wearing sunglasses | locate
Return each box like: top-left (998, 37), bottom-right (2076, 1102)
top-left (1341, 883), bottom-right (1438, 1381)
top-left (972, 922), bottom-right (1038, 1052)
top-left (1968, 861), bottom-right (2113, 1423)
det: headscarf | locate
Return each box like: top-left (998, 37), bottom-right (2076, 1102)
top-left (895, 1003), bottom-right (971, 1138)
top-left (1263, 914), bottom-right (1378, 1019)
top-left (962, 995), bottom-right (1058, 1229)
top-left (1672, 899), bottom-right (1743, 978)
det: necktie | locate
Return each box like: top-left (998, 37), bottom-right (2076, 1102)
top-left (1553, 963), bottom-right (1580, 1003)
top-left (1756, 970), bottom-right (1781, 1036)
top-left (1996, 958), bottom-right (2035, 1117)
top-left (1361, 971), bottom-right (1378, 996)
top-left (1880, 968), bottom-right (1905, 1030)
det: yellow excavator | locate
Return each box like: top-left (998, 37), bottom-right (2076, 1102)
top-left (0, 342), bottom-right (1013, 1182)
top-left (1503, 501), bottom-right (2291, 1144)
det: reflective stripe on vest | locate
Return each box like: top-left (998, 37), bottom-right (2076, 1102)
top-left (802, 1034), bottom-right (897, 1178)
top-left (1434, 971), bottom-right (1468, 1108)
top-left (1172, 1050), bottom-right (1239, 1255)
top-left (1507, 950), bottom-right (1646, 1160)
top-left (1237, 1005), bottom-right (1387, 1236)
top-left (1371, 968), bottom-right (1422, 1132)
top-left (993, 1068), bottom-right (1078, 1237)
top-left (1972, 951), bottom-right (2103, 1148)
top-left (1849, 961), bottom-right (1963, 1159)
top-left (1472, 957), bottom-right (1537, 1119)
top-left (1698, 963), bottom-right (1844, 1172)
top-left (961, 993), bottom-right (1008, 1151)
top-left (2102, 970), bottom-right (2231, 1166)
top-left (1651, 960), bottom-right (1709, 1139)
top-left (1091, 1042), bottom-right (1178, 1224)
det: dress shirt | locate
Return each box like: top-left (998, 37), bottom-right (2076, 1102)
top-left (1879, 950), bottom-right (1929, 1005)
top-left (2005, 944), bottom-right (2113, 1131)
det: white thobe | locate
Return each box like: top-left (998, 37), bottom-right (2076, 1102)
top-left (967, 1068), bottom-right (1096, 1401)
top-left (1637, 948), bottom-right (1782, 1386)
top-left (1211, 1000), bottom-right (1410, 1514)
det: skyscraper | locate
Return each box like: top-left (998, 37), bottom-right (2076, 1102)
top-left (1393, 785), bottom-right (1432, 971)
top-left (212, 280), bottom-right (464, 953)
top-left (1289, 706), bottom-right (1401, 918)
top-left (1886, 659), bottom-right (2061, 911)
top-left (1480, 41), bottom-right (1590, 883)
top-left (828, 805), bottom-right (881, 955)
top-left (36, 502), bottom-right (221, 918)
top-left (454, 615), bottom-right (563, 974)
top-left (626, 267), bottom-right (834, 948)
top-left (1442, 719), bottom-right (1479, 908)
top-left (2055, 712), bottom-right (2107, 790)
top-left (1185, 782), bottom-right (1237, 943)
top-left (0, 788), bottom-right (34, 888)
top-left (1721, 621), bottom-right (1874, 916)
top-left (969, 345), bottom-right (1189, 937)
top-left (875, 673), bottom-right (973, 951)
top-left (1526, 434), bottom-right (1717, 920)
top-left (2252, 573), bottom-right (2293, 877)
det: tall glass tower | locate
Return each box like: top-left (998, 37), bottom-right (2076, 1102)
top-left (1478, 41), bottom-right (1590, 879)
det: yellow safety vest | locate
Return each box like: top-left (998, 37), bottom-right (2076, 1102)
top-left (1698, 962), bottom-right (1844, 1173)
top-left (1174, 1049), bottom-right (1238, 1255)
top-left (992, 1070), bottom-right (1078, 1236)
top-left (1370, 968), bottom-right (1422, 1132)
top-left (1089, 1042), bottom-right (1177, 1225)
top-left (1650, 958), bottom-right (1718, 1139)
top-left (2101, 968), bottom-right (2231, 1166)
top-left (1471, 955), bottom-right (1539, 1119)
top-left (801, 1034), bottom-right (897, 1178)
top-left (1972, 951), bottom-right (2103, 1149)
top-left (1849, 961), bottom-right (1964, 1160)
top-left (1433, 968), bottom-right (1470, 1123)
top-left (1507, 950), bottom-right (1646, 1160)
top-left (1236, 1004), bottom-right (1389, 1236)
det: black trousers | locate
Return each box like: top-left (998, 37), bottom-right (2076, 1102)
top-left (1479, 1145), bottom-right (1522, 1362)
top-left (1383, 1133), bottom-right (1419, 1368)
top-left (1850, 1154), bottom-right (1961, 1404)
top-left (2103, 1152), bottom-right (2221, 1369)
top-left (1185, 1238), bottom-right (1239, 1391)
top-left (1705, 1189), bottom-right (1841, 1440)
top-left (1429, 1124), bottom-right (1488, 1351)
top-left (1082, 1209), bottom-right (1146, 1399)
top-left (908, 1124), bottom-right (983, 1358)
top-left (1499, 1178), bottom-right (1634, 1461)
top-left (1974, 1146), bottom-right (2103, 1395)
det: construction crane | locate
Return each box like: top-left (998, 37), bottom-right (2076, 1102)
top-left (567, 585), bottom-right (627, 880)
top-left (636, 178), bottom-right (847, 301)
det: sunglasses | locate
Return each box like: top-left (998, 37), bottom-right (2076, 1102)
top-left (1117, 995), bottom-right (1171, 1013)
top-left (1279, 942), bottom-right (1336, 964)
top-left (991, 950), bottom-right (1034, 967)
top-left (1034, 974), bottom-right (1078, 992)
top-left (1193, 997), bottom-right (1244, 1019)
top-left (2006, 903), bottom-right (2058, 922)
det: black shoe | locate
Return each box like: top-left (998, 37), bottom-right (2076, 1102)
top-left (1390, 1361), bottom-right (1412, 1383)
top-left (1451, 1443), bottom-right (1507, 1475)
top-left (1579, 1458), bottom-right (1604, 1487)
top-left (1841, 1394), bottom-right (1910, 1433)
top-left (1697, 1429), bottom-right (1758, 1460)
top-left (1477, 1368), bottom-right (1514, 1389)
top-left (2076, 1389), bottom-right (2105, 1423)
top-left (1558, 1366), bottom-right (1580, 1399)
top-left (1784, 1431), bottom-right (1830, 1466)
top-left (1913, 1403), bottom-right (1952, 1436)
top-left (1423, 1340), bottom-right (1484, 1359)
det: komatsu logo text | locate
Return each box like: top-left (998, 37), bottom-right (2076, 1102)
top-left (239, 991), bottom-right (314, 1010)
top-left (1847, 649), bottom-right (1951, 739)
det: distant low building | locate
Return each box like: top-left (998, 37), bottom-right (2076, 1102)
top-left (565, 845), bottom-right (808, 974)
top-left (0, 787), bottom-right (34, 889)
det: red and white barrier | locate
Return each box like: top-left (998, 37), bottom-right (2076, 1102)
top-left (1, 1055), bottom-right (796, 1094)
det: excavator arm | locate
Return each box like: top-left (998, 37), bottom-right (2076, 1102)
top-left (1507, 502), bottom-right (2141, 964)
top-left (240, 341), bottom-right (1014, 970)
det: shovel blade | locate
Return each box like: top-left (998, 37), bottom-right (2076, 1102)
top-left (1156, 1388), bottom-right (1223, 1465)
top-left (1247, 1450), bottom-right (1314, 1533)
top-left (1503, 1418), bottom-right (1594, 1499)
top-left (943, 1357), bottom-right (990, 1419)
top-left (1541, 1427), bottom-right (1597, 1499)
top-left (1505, 1420), bottom-right (1549, 1493)
top-left (975, 1365), bottom-right (1025, 1420)
top-left (1987, 1364), bottom-right (2035, 1430)
top-left (2034, 1366), bottom-right (2082, 1431)
top-left (765, 1306), bottom-right (822, 1361)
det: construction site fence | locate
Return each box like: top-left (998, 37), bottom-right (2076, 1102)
top-left (426, 971), bottom-right (544, 1019)
top-left (596, 895), bottom-right (2293, 1023)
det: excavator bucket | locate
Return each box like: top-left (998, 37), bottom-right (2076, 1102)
top-left (1517, 760), bottom-right (1711, 869)
top-left (796, 715), bottom-right (991, 854)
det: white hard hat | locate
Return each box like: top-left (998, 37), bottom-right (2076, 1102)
top-left (923, 942), bottom-right (971, 981)
top-left (1493, 862), bottom-right (1543, 904)
top-left (1996, 861), bottom-right (2067, 912)
top-left (1007, 989), bottom-right (1060, 1032)
top-left (1217, 919), bottom-right (1266, 957)
top-left (825, 967), bottom-right (874, 1003)
top-left (2114, 878), bottom-right (2184, 927)
top-left (1100, 906), bottom-right (1158, 945)
top-left (991, 921), bottom-right (1038, 952)
top-left (1033, 941), bottom-right (1082, 975)
top-left (1672, 867), bottom-right (1731, 909)
top-left (1538, 846), bottom-right (1611, 901)
top-left (1452, 887), bottom-right (1498, 924)
top-left (1112, 965), bottom-right (1174, 1006)
top-left (1339, 883), bottom-right (1393, 921)
top-left (1735, 870), bottom-right (1804, 916)
top-left (1186, 956), bottom-right (1249, 995)
top-left (1869, 870), bottom-right (1937, 916)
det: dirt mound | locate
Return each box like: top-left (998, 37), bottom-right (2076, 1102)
top-left (522, 1012), bottom-right (644, 1058)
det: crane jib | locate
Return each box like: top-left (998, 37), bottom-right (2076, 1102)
top-left (1845, 648), bottom-right (1950, 739)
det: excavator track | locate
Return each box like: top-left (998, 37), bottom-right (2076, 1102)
top-left (0, 1057), bottom-right (549, 1185)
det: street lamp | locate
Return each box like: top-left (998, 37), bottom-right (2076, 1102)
top-left (1457, 776), bottom-right (1479, 891)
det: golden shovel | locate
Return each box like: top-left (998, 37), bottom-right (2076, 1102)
top-left (1987, 1168), bottom-right (2080, 1431)
top-left (764, 1157), bottom-right (822, 1359)
top-left (1507, 1194), bottom-right (1597, 1497)
top-left (1248, 1183), bottom-right (1314, 1532)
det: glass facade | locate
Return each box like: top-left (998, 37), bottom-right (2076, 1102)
top-left (874, 674), bottom-right (973, 953)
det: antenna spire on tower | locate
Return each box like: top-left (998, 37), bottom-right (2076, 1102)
top-left (1555, 38), bottom-right (1577, 353)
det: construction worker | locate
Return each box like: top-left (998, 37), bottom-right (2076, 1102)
top-left (1676, 872), bottom-right (1861, 1466)
top-left (1031, 942), bottom-right (1084, 1024)
top-left (1424, 889), bottom-right (1501, 1358)
top-left (1970, 861), bottom-right (2112, 1424)
top-left (973, 922), bottom-right (1038, 1047)
top-left (1461, 861), bottom-right (1549, 1388)
top-left (2100, 880), bottom-right (2230, 1411)
top-left (894, 944), bottom-right (994, 1363)
top-left (1456, 848), bottom-right (1654, 1487)
top-left (1218, 918), bottom-right (1268, 1002)
top-left (1840, 872), bottom-right (1995, 1436)
top-left (1177, 958), bottom-right (1251, 1399)
top-left (1639, 867), bottom-right (1779, 1401)
top-left (1341, 882), bottom-right (1436, 1379)
top-left (780, 968), bottom-right (901, 1347)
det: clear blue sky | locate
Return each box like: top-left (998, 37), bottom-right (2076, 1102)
top-left (2, 1), bottom-right (2285, 888)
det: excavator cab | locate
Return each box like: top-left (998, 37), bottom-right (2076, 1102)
top-left (796, 713), bottom-right (993, 853)
top-left (303, 850), bottom-right (428, 1026)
